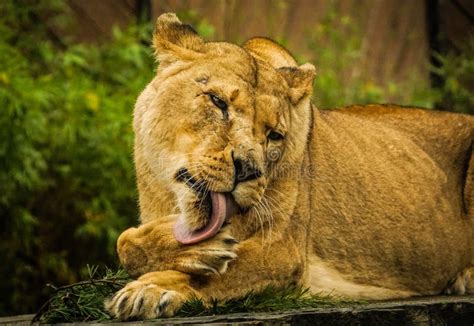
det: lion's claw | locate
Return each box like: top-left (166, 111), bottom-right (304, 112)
top-left (223, 237), bottom-right (239, 245)
top-left (106, 281), bottom-right (186, 320)
top-left (177, 231), bottom-right (239, 276)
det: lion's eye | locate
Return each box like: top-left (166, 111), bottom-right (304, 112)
top-left (267, 131), bottom-right (284, 141)
top-left (209, 94), bottom-right (228, 111)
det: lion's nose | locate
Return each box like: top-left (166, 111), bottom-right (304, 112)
top-left (234, 158), bottom-right (262, 184)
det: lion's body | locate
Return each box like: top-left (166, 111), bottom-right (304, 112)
top-left (106, 14), bottom-right (474, 320)
top-left (308, 105), bottom-right (473, 298)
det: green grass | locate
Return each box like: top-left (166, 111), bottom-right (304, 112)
top-left (34, 266), bottom-right (360, 323)
top-left (32, 266), bottom-right (130, 323)
top-left (177, 286), bottom-right (358, 318)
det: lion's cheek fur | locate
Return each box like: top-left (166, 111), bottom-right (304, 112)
top-left (282, 98), bottom-right (312, 165)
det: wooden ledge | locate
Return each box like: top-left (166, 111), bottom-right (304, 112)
top-left (2, 295), bottom-right (473, 325)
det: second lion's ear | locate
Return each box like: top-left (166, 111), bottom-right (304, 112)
top-left (153, 13), bottom-right (204, 68)
top-left (278, 63), bottom-right (316, 105)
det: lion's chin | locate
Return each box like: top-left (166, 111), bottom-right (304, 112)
top-left (173, 192), bottom-right (239, 244)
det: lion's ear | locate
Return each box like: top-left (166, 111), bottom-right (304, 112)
top-left (278, 63), bottom-right (316, 105)
top-left (153, 13), bottom-right (204, 67)
top-left (244, 38), bottom-right (316, 104)
top-left (243, 37), bottom-right (297, 68)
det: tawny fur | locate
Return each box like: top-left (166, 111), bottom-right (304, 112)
top-left (106, 13), bottom-right (474, 320)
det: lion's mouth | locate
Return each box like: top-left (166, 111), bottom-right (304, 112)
top-left (174, 168), bottom-right (239, 244)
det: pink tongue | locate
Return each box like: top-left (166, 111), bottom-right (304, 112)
top-left (174, 192), bottom-right (237, 245)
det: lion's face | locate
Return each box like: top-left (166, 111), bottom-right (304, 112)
top-left (144, 54), bottom-right (291, 234)
top-left (137, 14), bottom-right (315, 243)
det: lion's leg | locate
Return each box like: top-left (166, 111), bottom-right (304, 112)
top-left (109, 226), bottom-right (304, 319)
top-left (444, 266), bottom-right (474, 295)
top-left (307, 256), bottom-right (418, 300)
top-left (105, 270), bottom-right (200, 320)
top-left (116, 215), bottom-right (239, 278)
top-left (107, 233), bottom-right (304, 320)
top-left (119, 225), bottom-right (305, 300)
top-left (193, 233), bottom-right (306, 300)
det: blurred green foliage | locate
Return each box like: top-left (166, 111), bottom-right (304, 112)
top-left (431, 38), bottom-right (474, 114)
top-left (0, 1), bottom-right (153, 315)
top-left (0, 0), bottom-right (472, 318)
top-left (305, 9), bottom-right (438, 109)
top-left (304, 7), bottom-right (473, 114)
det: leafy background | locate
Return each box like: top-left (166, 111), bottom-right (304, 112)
top-left (0, 0), bottom-right (472, 317)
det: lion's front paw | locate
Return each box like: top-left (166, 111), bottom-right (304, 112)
top-left (176, 228), bottom-right (239, 276)
top-left (105, 280), bottom-right (186, 320)
top-left (106, 271), bottom-right (197, 320)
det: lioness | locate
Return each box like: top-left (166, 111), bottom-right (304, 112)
top-left (106, 13), bottom-right (474, 320)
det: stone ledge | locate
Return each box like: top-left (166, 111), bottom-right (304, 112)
top-left (2, 295), bottom-right (473, 325)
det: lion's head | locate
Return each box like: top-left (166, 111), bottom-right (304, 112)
top-left (134, 13), bottom-right (316, 244)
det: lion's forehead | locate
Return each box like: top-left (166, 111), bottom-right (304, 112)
top-left (203, 43), bottom-right (258, 87)
top-left (249, 61), bottom-right (290, 127)
top-left (254, 59), bottom-right (287, 92)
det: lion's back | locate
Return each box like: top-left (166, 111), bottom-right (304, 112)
top-left (329, 104), bottom-right (473, 160)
